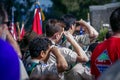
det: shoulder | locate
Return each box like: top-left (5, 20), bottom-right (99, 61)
top-left (31, 62), bottom-right (58, 76)
top-left (58, 47), bottom-right (77, 56)
top-left (58, 47), bottom-right (77, 63)
top-left (74, 34), bottom-right (90, 44)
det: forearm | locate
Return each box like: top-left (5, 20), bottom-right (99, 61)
top-left (11, 41), bottom-right (22, 58)
top-left (64, 32), bottom-right (89, 62)
top-left (69, 37), bottom-right (89, 62)
top-left (86, 25), bottom-right (99, 38)
top-left (6, 30), bottom-right (22, 58)
top-left (78, 19), bottom-right (99, 38)
top-left (50, 46), bottom-right (68, 72)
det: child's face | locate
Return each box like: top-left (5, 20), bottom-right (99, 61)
top-left (58, 32), bottom-right (64, 44)
top-left (55, 29), bottom-right (64, 44)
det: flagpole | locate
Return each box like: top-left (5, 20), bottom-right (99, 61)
top-left (87, 12), bottom-right (90, 25)
top-left (20, 22), bottom-right (24, 34)
top-left (16, 22), bottom-right (20, 41)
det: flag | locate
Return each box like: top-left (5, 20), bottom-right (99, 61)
top-left (40, 8), bottom-right (45, 21)
top-left (9, 6), bottom-right (17, 40)
top-left (9, 22), bottom-right (17, 40)
top-left (32, 4), bottom-right (43, 35)
top-left (20, 22), bottom-right (25, 40)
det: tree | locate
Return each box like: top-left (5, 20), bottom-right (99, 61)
top-left (50, 0), bottom-right (120, 20)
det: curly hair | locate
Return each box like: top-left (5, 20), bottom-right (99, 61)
top-left (29, 37), bottom-right (52, 58)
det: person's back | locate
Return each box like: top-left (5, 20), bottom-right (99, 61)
top-left (91, 37), bottom-right (120, 78)
top-left (98, 60), bottom-right (120, 80)
top-left (91, 7), bottom-right (120, 80)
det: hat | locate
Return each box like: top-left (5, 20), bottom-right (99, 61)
top-left (0, 39), bottom-right (20, 80)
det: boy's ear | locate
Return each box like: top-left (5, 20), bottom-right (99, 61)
top-left (55, 34), bottom-right (59, 39)
top-left (70, 24), bottom-right (74, 29)
top-left (52, 33), bottom-right (57, 39)
top-left (72, 24), bottom-right (75, 28)
top-left (40, 50), bottom-right (45, 58)
top-left (53, 33), bottom-right (58, 39)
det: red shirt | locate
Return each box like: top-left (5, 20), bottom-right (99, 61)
top-left (91, 37), bottom-right (120, 79)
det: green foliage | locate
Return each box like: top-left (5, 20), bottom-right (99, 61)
top-left (1, 0), bottom-right (120, 30)
top-left (50, 0), bottom-right (120, 20)
top-left (97, 27), bottom-right (108, 41)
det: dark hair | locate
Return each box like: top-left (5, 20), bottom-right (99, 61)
top-left (29, 37), bottom-right (52, 58)
top-left (105, 30), bottom-right (113, 39)
top-left (60, 14), bottom-right (76, 31)
top-left (0, 3), bottom-right (7, 24)
top-left (23, 30), bottom-right (38, 46)
top-left (88, 42), bottom-right (99, 53)
top-left (20, 30), bottom-right (38, 54)
top-left (46, 19), bottom-right (65, 37)
top-left (110, 7), bottom-right (120, 32)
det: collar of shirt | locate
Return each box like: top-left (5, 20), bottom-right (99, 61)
top-left (50, 40), bottom-right (55, 45)
top-left (31, 59), bottom-right (44, 64)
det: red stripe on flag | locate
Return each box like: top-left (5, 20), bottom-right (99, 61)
top-left (9, 23), bottom-right (17, 40)
top-left (32, 8), bottom-right (42, 35)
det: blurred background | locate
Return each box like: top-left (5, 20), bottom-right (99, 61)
top-left (1, 0), bottom-right (120, 34)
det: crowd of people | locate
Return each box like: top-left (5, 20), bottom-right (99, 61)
top-left (0, 2), bottom-right (120, 80)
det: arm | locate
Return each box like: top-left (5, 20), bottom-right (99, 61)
top-left (76, 19), bottom-right (99, 39)
top-left (6, 29), bottom-right (22, 58)
top-left (50, 46), bottom-right (68, 73)
top-left (64, 31), bottom-right (89, 62)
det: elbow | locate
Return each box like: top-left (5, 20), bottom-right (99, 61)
top-left (61, 63), bottom-right (68, 71)
top-left (81, 56), bottom-right (89, 62)
top-left (77, 56), bottom-right (89, 62)
top-left (57, 62), bottom-right (68, 72)
top-left (84, 57), bottom-right (89, 62)
top-left (90, 32), bottom-right (99, 38)
top-left (94, 32), bottom-right (99, 38)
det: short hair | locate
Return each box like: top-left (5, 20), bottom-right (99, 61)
top-left (29, 37), bottom-right (52, 58)
top-left (23, 30), bottom-right (38, 46)
top-left (105, 30), bottom-right (113, 39)
top-left (88, 42), bottom-right (99, 53)
top-left (0, 3), bottom-right (7, 24)
top-left (46, 19), bottom-right (65, 37)
top-left (110, 7), bottom-right (120, 32)
top-left (60, 14), bottom-right (76, 31)
top-left (20, 30), bottom-right (38, 54)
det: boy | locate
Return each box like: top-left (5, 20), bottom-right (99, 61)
top-left (26, 37), bottom-right (68, 79)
